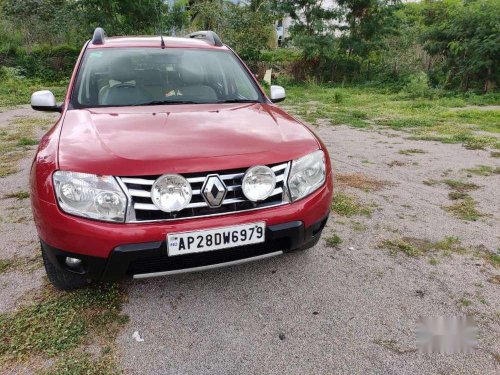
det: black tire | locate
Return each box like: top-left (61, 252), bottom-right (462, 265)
top-left (41, 244), bottom-right (91, 291)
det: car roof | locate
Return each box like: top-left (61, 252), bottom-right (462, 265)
top-left (87, 36), bottom-right (229, 50)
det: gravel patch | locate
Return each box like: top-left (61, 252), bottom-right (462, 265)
top-left (0, 106), bottom-right (498, 374)
top-left (117, 125), bottom-right (499, 374)
top-left (0, 106), bottom-right (57, 315)
top-left (0, 269), bottom-right (45, 314)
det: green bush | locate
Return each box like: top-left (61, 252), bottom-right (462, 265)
top-left (401, 72), bottom-right (436, 99)
top-left (260, 49), bottom-right (302, 64)
top-left (0, 66), bottom-right (24, 80)
top-left (0, 45), bottom-right (80, 81)
top-left (0, 66), bottom-right (67, 106)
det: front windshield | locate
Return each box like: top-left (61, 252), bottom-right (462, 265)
top-left (71, 48), bottom-right (262, 108)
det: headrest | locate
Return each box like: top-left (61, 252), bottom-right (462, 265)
top-left (138, 69), bottom-right (163, 85)
top-left (110, 58), bottom-right (135, 82)
top-left (178, 58), bottom-right (204, 86)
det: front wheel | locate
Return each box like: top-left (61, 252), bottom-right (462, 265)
top-left (41, 243), bottom-right (91, 291)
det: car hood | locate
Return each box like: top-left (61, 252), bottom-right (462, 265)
top-left (58, 103), bottom-right (319, 176)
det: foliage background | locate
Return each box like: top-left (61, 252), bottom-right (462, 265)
top-left (0, 0), bottom-right (498, 93)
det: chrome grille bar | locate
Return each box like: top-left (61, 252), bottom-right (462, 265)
top-left (121, 177), bottom-right (154, 185)
top-left (129, 189), bottom-right (151, 198)
top-left (119, 162), bottom-right (290, 222)
top-left (271, 164), bottom-right (287, 172)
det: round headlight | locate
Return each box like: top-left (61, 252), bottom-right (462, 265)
top-left (151, 174), bottom-right (192, 212)
top-left (242, 166), bottom-right (276, 202)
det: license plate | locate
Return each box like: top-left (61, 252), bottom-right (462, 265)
top-left (167, 222), bottom-right (266, 256)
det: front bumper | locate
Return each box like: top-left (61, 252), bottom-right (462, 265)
top-left (33, 174), bottom-right (333, 259)
top-left (41, 215), bottom-right (328, 281)
top-left (35, 172), bottom-right (332, 281)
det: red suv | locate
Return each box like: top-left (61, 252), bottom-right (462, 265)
top-left (30, 29), bottom-right (333, 290)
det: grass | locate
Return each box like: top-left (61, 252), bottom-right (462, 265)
top-left (480, 252), bottom-right (500, 269)
top-left (488, 254), bottom-right (500, 268)
top-left (387, 160), bottom-right (405, 167)
top-left (423, 179), bottom-right (439, 186)
top-left (17, 137), bottom-right (39, 146)
top-left (331, 192), bottom-right (374, 217)
top-left (351, 221), bottom-right (368, 231)
top-left (398, 148), bottom-right (426, 155)
top-left (325, 234), bottom-right (342, 248)
top-left (0, 116), bottom-right (53, 177)
top-left (0, 259), bottom-right (12, 273)
top-left (335, 173), bottom-right (390, 191)
top-left (442, 179), bottom-right (479, 192)
top-left (0, 255), bottom-right (41, 274)
top-left (464, 165), bottom-right (500, 176)
top-left (431, 237), bottom-right (467, 255)
top-left (0, 284), bottom-right (128, 369)
top-left (284, 84), bottom-right (500, 150)
top-left (380, 236), bottom-right (498, 270)
top-left (448, 191), bottom-right (469, 200)
top-left (428, 257), bottom-right (439, 265)
top-left (3, 191), bottom-right (30, 200)
top-left (380, 238), bottom-right (420, 257)
top-left (0, 72), bottom-right (67, 107)
top-left (443, 197), bottom-right (485, 221)
top-left (490, 151), bottom-right (500, 158)
top-left (409, 127), bottom-right (499, 150)
top-left (40, 352), bottom-right (120, 375)
top-left (379, 236), bottom-right (467, 258)
top-left (459, 297), bottom-right (472, 307)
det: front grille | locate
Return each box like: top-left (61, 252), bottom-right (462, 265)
top-left (118, 162), bottom-right (290, 222)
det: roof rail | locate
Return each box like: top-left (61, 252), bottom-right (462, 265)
top-left (186, 31), bottom-right (223, 47)
top-left (92, 27), bottom-right (106, 45)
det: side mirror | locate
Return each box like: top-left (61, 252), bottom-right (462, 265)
top-left (31, 90), bottom-right (61, 112)
top-left (270, 85), bottom-right (285, 103)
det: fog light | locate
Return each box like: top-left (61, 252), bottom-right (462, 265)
top-left (65, 257), bottom-right (82, 268)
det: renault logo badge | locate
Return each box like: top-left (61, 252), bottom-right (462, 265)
top-left (201, 175), bottom-right (227, 207)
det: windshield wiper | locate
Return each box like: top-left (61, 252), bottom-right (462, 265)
top-left (217, 99), bottom-right (260, 104)
top-left (133, 100), bottom-right (202, 106)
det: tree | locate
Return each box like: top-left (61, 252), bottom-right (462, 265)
top-left (368, 2), bottom-right (426, 82)
top-left (1, 0), bottom-right (72, 45)
top-left (164, 0), bottom-right (191, 35)
top-left (275, 0), bottom-right (339, 79)
top-left (190, 0), bottom-right (277, 63)
top-left (337, 0), bottom-right (400, 59)
top-left (68, 0), bottom-right (163, 38)
top-left (421, 0), bottom-right (500, 91)
top-left (222, 1), bottom-right (278, 61)
top-left (276, 0), bottom-right (400, 82)
top-left (190, 0), bottom-right (228, 31)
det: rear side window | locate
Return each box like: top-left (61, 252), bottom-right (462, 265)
top-left (71, 48), bottom-right (262, 108)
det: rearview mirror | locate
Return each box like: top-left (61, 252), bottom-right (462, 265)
top-left (31, 90), bottom-right (61, 112)
top-left (270, 85), bottom-right (285, 103)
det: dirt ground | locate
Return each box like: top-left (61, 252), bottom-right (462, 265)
top-left (0, 105), bottom-right (499, 374)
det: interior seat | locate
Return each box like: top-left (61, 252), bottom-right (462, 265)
top-left (178, 58), bottom-right (217, 102)
top-left (99, 59), bottom-right (152, 106)
top-left (137, 69), bottom-right (165, 101)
